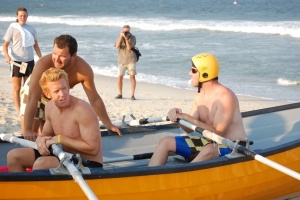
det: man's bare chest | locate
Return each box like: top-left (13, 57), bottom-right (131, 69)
top-left (51, 113), bottom-right (80, 138)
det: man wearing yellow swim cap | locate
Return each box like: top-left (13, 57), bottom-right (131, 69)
top-left (149, 53), bottom-right (247, 166)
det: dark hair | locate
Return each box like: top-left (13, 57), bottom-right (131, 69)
top-left (16, 7), bottom-right (28, 22)
top-left (53, 35), bottom-right (78, 56)
top-left (123, 25), bottom-right (130, 28)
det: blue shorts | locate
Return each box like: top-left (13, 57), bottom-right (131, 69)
top-left (175, 136), bottom-right (231, 162)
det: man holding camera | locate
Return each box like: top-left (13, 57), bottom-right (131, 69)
top-left (114, 25), bottom-right (137, 100)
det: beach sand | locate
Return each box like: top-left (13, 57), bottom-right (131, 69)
top-left (0, 63), bottom-right (289, 134)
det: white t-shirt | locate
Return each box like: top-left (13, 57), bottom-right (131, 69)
top-left (3, 23), bottom-right (38, 62)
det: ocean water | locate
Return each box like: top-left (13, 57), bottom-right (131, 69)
top-left (0, 0), bottom-right (299, 102)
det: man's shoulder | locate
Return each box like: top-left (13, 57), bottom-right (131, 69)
top-left (73, 97), bottom-right (96, 115)
top-left (35, 54), bottom-right (53, 69)
top-left (73, 56), bottom-right (93, 74)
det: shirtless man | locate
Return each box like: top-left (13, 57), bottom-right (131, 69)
top-left (20, 34), bottom-right (121, 141)
top-left (8, 68), bottom-right (102, 171)
top-left (148, 53), bottom-right (247, 166)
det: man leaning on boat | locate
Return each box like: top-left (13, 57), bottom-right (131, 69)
top-left (7, 68), bottom-right (103, 171)
top-left (148, 53), bottom-right (247, 166)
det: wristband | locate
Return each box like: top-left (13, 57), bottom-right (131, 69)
top-left (57, 135), bottom-right (61, 144)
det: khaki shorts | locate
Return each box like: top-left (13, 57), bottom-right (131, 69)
top-left (20, 76), bottom-right (49, 120)
top-left (118, 63), bottom-right (137, 76)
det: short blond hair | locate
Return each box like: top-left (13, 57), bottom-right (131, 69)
top-left (39, 68), bottom-right (69, 94)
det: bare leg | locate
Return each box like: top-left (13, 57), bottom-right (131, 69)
top-left (12, 77), bottom-right (22, 114)
top-left (130, 75), bottom-right (136, 97)
top-left (33, 156), bottom-right (59, 170)
top-left (191, 144), bottom-right (219, 163)
top-left (7, 148), bottom-right (36, 172)
top-left (148, 136), bottom-right (176, 166)
top-left (117, 75), bottom-right (123, 96)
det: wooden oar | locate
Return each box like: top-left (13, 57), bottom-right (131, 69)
top-left (100, 116), bottom-right (169, 129)
top-left (0, 134), bottom-right (154, 164)
top-left (177, 119), bottom-right (300, 181)
top-left (0, 134), bottom-right (98, 200)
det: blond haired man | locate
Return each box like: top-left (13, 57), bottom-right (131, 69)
top-left (8, 68), bottom-right (102, 171)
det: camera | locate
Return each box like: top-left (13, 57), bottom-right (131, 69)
top-left (124, 31), bottom-right (131, 36)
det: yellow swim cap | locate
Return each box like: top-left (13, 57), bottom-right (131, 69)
top-left (191, 53), bottom-right (220, 83)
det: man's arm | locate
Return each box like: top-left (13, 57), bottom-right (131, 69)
top-left (79, 63), bottom-right (122, 136)
top-left (212, 92), bottom-right (236, 136)
top-left (23, 72), bottom-right (43, 140)
top-left (36, 103), bottom-right (54, 155)
top-left (126, 35), bottom-right (136, 50)
top-left (22, 56), bottom-right (51, 140)
top-left (114, 32), bottom-right (123, 49)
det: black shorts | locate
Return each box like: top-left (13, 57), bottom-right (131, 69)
top-left (11, 60), bottom-right (35, 77)
top-left (33, 149), bottom-right (103, 168)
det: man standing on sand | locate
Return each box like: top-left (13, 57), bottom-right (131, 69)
top-left (114, 25), bottom-right (137, 100)
top-left (148, 53), bottom-right (247, 166)
top-left (7, 68), bottom-right (103, 171)
top-left (20, 34), bottom-right (121, 141)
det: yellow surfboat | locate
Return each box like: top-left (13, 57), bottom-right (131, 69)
top-left (1, 102), bottom-right (300, 200)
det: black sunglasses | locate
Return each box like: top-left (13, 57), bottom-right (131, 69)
top-left (191, 68), bottom-right (198, 74)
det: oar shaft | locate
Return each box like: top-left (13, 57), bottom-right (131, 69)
top-left (0, 133), bottom-right (37, 149)
top-left (51, 144), bottom-right (98, 200)
top-left (104, 153), bottom-right (153, 163)
top-left (100, 116), bottom-right (170, 129)
top-left (177, 119), bottom-right (300, 181)
top-left (254, 154), bottom-right (300, 180)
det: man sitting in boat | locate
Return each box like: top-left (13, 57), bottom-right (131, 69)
top-left (148, 53), bottom-right (247, 166)
top-left (7, 68), bottom-right (103, 171)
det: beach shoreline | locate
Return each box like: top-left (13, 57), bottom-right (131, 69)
top-left (0, 63), bottom-right (288, 135)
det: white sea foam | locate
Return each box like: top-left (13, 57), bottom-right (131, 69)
top-left (1, 15), bottom-right (300, 38)
top-left (277, 78), bottom-right (300, 86)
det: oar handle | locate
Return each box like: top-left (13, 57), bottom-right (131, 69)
top-left (138, 117), bottom-right (169, 125)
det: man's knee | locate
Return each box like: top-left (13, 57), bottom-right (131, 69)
top-left (33, 157), bottom-right (59, 170)
top-left (158, 136), bottom-right (175, 150)
top-left (193, 144), bottom-right (219, 162)
top-left (7, 149), bottom-right (20, 164)
top-left (7, 148), bottom-right (29, 167)
top-left (32, 158), bottom-right (44, 170)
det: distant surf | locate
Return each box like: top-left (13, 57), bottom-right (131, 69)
top-left (277, 78), bottom-right (300, 86)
